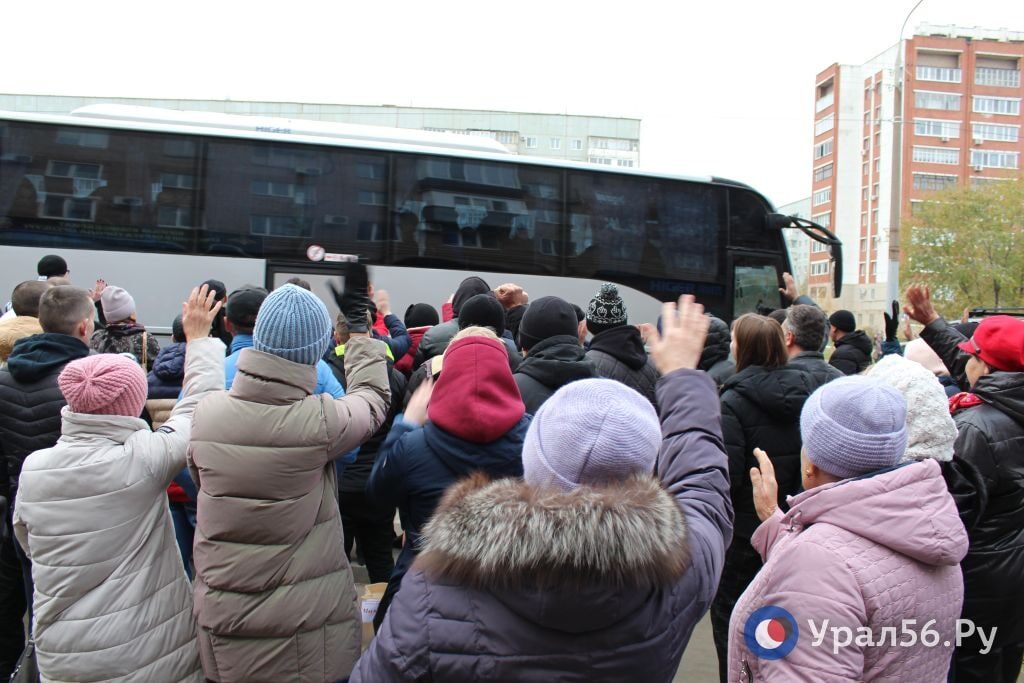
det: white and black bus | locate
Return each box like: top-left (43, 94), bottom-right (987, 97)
top-left (0, 105), bottom-right (841, 334)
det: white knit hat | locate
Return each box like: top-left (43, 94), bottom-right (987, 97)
top-left (867, 354), bottom-right (957, 463)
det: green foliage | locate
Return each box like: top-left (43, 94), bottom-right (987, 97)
top-left (904, 176), bottom-right (1024, 317)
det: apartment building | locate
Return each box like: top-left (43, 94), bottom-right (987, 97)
top-left (807, 24), bottom-right (1023, 330)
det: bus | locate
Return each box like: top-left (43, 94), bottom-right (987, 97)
top-left (0, 105), bottom-right (841, 335)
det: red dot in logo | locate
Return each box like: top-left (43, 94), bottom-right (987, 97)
top-left (767, 619), bottom-right (786, 643)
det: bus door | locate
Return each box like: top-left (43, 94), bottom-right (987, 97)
top-left (728, 251), bottom-right (786, 319)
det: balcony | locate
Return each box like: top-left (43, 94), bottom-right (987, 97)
top-left (815, 92), bottom-right (834, 113)
top-left (975, 67), bottom-right (1021, 88)
top-left (916, 65), bottom-right (962, 83)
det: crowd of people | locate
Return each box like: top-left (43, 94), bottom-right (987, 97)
top-left (0, 254), bottom-right (1021, 682)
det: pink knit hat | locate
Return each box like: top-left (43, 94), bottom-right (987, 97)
top-left (58, 354), bottom-right (148, 417)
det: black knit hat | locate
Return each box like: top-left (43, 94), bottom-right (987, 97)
top-left (227, 287), bottom-right (268, 330)
top-left (404, 303), bottom-right (440, 329)
top-left (828, 310), bottom-right (857, 334)
top-left (171, 315), bottom-right (186, 343)
top-left (519, 296), bottom-right (578, 351)
top-left (587, 283), bottom-right (627, 335)
top-left (458, 293), bottom-right (505, 337)
top-left (37, 254), bottom-right (68, 278)
top-left (452, 276), bottom-right (491, 317)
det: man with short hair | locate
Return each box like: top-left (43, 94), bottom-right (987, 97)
top-left (905, 285), bottom-right (1024, 683)
top-left (0, 281), bottom-right (53, 364)
top-left (784, 304), bottom-right (843, 389)
top-left (36, 255), bottom-right (68, 280)
top-left (827, 309), bottom-right (873, 375)
top-left (0, 285), bottom-right (94, 676)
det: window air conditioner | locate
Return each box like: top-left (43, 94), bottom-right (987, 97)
top-left (862, 148), bottom-right (869, 156)
top-left (940, 135), bottom-right (950, 142)
top-left (324, 215), bottom-right (349, 225)
top-left (113, 196), bottom-right (144, 207)
top-left (973, 137), bottom-right (983, 145)
top-left (973, 165), bottom-right (984, 172)
top-left (0, 153), bottom-right (32, 163)
top-left (295, 166), bottom-right (322, 176)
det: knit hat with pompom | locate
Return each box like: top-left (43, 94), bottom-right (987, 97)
top-left (586, 283), bottom-right (627, 335)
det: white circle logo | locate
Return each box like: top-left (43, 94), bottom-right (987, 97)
top-left (306, 244), bottom-right (325, 262)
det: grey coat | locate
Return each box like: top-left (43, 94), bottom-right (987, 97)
top-left (352, 369), bottom-right (733, 683)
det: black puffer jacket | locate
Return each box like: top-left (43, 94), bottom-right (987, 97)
top-left (828, 330), bottom-right (873, 375)
top-left (513, 335), bottom-right (595, 414)
top-left (788, 350), bottom-right (844, 391)
top-left (586, 326), bottom-right (661, 408)
top-left (0, 333), bottom-right (90, 502)
top-left (699, 316), bottom-right (735, 389)
top-left (326, 347), bottom-right (408, 494)
top-left (921, 319), bottom-right (1024, 672)
top-left (720, 364), bottom-right (814, 541)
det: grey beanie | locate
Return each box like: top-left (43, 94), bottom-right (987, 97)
top-left (800, 375), bottom-right (909, 479)
top-left (252, 284), bottom-right (332, 365)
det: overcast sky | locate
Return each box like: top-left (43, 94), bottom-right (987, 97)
top-left (3, 0), bottom-right (1021, 206)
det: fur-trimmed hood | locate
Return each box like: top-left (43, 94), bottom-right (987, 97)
top-left (418, 472), bottom-right (687, 589)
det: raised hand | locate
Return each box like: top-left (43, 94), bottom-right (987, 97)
top-left (779, 272), bottom-right (798, 304)
top-left (329, 263), bottom-right (372, 335)
top-left (182, 284), bottom-right (223, 342)
top-left (883, 300), bottom-right (900, 342)
top-left (374, 289), bottom-right (392, 317)
top-left (404, 377), bottom-right (433, 426)
top-left (750, 448), bottom-right (779, 522)
top-left (647, 295), bottom-right (709, 375)
top-left (494, 283), bottom-right (528, 309)
top-left (88, 278), bottom-right (106, 302)
top-left (903, 284), bottom-right (939, 326)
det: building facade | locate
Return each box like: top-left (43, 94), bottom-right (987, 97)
top-left (0, 94), bottom-right (641, 168)
top-left (777, 196), bottom-right (812, 292)
top-left (806, 24), bottom-right (1024, 331)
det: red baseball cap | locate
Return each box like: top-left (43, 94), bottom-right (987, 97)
top-left (957, 316), bottom-right (1024, 372)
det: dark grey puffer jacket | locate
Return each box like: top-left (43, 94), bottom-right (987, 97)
top-left (699, 316), bottom-right (735, 389)
top-left (586, 325), bottom-right (660, 408)
top-left (352, 369), bottom-right (733, 683)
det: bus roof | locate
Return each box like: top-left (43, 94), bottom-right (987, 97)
top-left (0, 106), bottom-right (727, 190)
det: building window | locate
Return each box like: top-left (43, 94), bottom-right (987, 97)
top-left (860, 237), bottom-right (868, 253)
top-left (811, 212), bottom-right (831, 228)
top-left (157, 206), bottom-right (193, 228)
top-left (588, 156), bottom-right (613, 165)
top-left (252, 180), bottom-right (316, 205)
top-left (356, 221), bottom-right (396, 242)
top-left (975, 66), bottom-right (1021, 88)
top-left (590, 137), bottom-right (637, 151)
top-left (912, 173), bottom-right (957, 191)
top-left (914, 118), bottom-right (960, 138)
top-left (860, 263), bottom-right (867, 278)
top-left (973, 96), bottom-right (1021, 116)
top-left (163, 139), bottom-right (197, 157)
top-left (250, 215), bottom-right (312, 238)
top-left (42, 195), bottom-right (96, 221)
top-left (914, 91), bottom-right (961, 111)
top-left (814, 116), bottom-right (834, 136)
top-left (862, 188), bottom-right (869, 201)
top-left (812, 240), bottom-right (829, 253)
top-left (912, 146), bottom-right (959, 165)
top-left (525, 136), bottom-right (538, 149)
top-left (810, 261), bottom-right (830, 276)
top-left (356, 161), bottom-right (386, 180)
top-left (872, 208), bottom-right (879, 226)
top-left (55, 130), bottom-right (109, 149)
top-left (871, 261), bottom-right (878, 276)
top-left (970, 150), bottom-right (1020, 169)
top-left (915, 65), bottom-right (961, 83)
top-left (570, 138), bottom-right (583, 151)
top-left (874, 106), bottom-right (881, 123)
top-left (812, 188), bottom-right (831, 206)
top-left (861, 213), bottom-right (868, 227)
top-left (160, 172), bottom-right (196, 189)
top-left (816, 80), bottom-right (835, 112)
top-left (358, 190), bottom-right (387, 206)
top-left (874, 159), bottom-right (880, 173)
top-left (863, 161), bottom-right (869, 176)
top-left (813, 163), bottom-right (834, 182)
top-left (550, 138), bottom-right (561, 150)
top-left (972, 123), bottom-right (1020, 143)
top-left (814, 138), bottom-right (833, 159)
top-left (615, 159), bottom-right (634, 168)
top-left (46, 161), bottom-right (102, 179)
top-left (872, 182), bottom-right (879, 198)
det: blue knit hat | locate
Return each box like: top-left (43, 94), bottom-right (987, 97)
top-left (800, 375), bottom-right (908, 479)
top-left (523, 378), bottom-right (661, 492)
top-left (252, 284), bottom-right (332, 365)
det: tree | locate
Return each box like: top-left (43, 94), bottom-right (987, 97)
top-left (903, 176), bottom-right (1024, 318)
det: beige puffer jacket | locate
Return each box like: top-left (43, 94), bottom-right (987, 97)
top-left (188, 336), bottom-right (389, 683)
top-left (13, 336), bottom-right (225, 683)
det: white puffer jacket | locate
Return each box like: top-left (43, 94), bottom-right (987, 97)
top-left (13, 336), bottom-right (224, 683)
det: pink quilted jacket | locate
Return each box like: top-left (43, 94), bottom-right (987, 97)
top-left (728, 459), bottom-right (968, 682)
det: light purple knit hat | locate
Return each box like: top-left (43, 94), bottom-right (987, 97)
top-left (522, 378), bottom-right (661, 492)
top-left (800, 375), bottom-right (908, 479)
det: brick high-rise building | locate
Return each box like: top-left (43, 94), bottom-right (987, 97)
top-left (805, 24), bottom-right (1023, 331)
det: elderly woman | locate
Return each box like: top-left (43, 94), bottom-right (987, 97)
top-left (728, 376), bottom-right (968, 681)
top-left (89, 285), bottom-right (160, 370)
